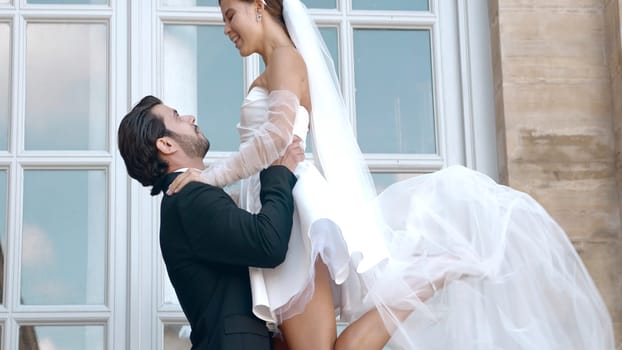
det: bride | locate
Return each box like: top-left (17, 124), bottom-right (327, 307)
top-left (166, 0), bottom-right (615, 349)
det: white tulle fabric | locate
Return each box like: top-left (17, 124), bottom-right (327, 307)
top-left (233, 86), bottom-right (615, 349)
top-left (201, 90), bottom-right (299, 187)
top-left (368, 168), bottom-right (614, 349)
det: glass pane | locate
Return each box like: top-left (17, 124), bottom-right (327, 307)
top-left (319, 27), bottom-right (339, 79)
top-left (354, 29), bottom-right (435, 154)
top-left (164, 25), bottom-right (243, 152)
top-left (0, 171), bottom-right (6, 304)
top-left (353, 0), bottom-right (428, 11)
top-left (19, 325), bottom-right (104, 350)
top-left (372, 172), bottom-right (419, 194)
top-left (21, 170), bottom-right (107, 305)
top-left (164, 324), bottom-right (192, 349)
top-left (25, 23), bottom-right (108, 151)
top-left (28, 0), bottom-right (106, 4)
top-left (0, 0), bottom-right (10, 3)
top-left (303, 0), bottom-right (335, 9)
top-left (0, 23), bottom-right (9, 150)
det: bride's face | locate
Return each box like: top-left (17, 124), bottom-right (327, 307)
top-left (221, 0), bottom-right (261, 57)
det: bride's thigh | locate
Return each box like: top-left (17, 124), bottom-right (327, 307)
top-left (279, 258), bottom-right (337, 350)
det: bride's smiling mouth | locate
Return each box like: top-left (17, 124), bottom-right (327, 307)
top-left (230, 35), bottom-right (240, 47)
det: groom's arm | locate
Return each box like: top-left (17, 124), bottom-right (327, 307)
top-left (176, 165), bottom-right (296, 268)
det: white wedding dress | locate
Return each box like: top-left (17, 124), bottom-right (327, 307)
top-left (239, 86), bottom-right (353, 325)
top-left (227, 86), bottom-right (614, 350)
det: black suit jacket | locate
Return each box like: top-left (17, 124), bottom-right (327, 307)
top-left (157, 166), bottom-right (296, 350)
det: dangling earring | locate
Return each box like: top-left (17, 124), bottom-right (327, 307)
top-left (256, 12), bottom-right (262, 22)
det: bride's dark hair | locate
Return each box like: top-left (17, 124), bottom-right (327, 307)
top-left (219, 0), bottom-right (287, 31)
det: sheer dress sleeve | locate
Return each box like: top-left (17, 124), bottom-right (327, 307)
top-left (201, 90), bottom-right (300, 187)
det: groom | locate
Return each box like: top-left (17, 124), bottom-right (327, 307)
top-left (118, 95), bottom-right (303, 350)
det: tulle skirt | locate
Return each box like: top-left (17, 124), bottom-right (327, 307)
top-left (243, 164), bottom-right (614, 349)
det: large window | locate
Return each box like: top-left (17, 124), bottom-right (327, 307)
top-left (0, 1), bottom-right (127, 349)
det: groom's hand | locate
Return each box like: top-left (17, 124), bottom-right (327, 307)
top-left (273, 136), bottom-right (304, 173)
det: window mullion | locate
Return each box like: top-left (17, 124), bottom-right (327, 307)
top-left (9, 7), bottom-right (23, 316)
top-left (5, 318), bottom-right (16, 350)
top-left (111, 0), bottom-right (129, 347)
top-left (433, 0), bottom-right (462, 168)
top-left (129, 0), bottom-right (159, 347)
top-left (1, 159), bottom-right (16, 350)
top-left (455, 0), bottom-right (498, 179)
top-left (341, 14), bottom-right (356, 139)
top-left (15, 7), bottom-right (112, 19)
top-left (7, 164), bottom-right (22, 350)
top-left (0, 12), bottom-right (15, 349)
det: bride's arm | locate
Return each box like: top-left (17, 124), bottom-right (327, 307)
top-left (167, 47), bottom-right (308, 192)
top-left (201, 89), bottom-right (299, 187)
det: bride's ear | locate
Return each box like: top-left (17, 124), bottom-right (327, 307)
top-left (156, 136), bottom-right (176, 155)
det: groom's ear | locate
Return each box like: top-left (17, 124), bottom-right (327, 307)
top-left (156, 136), bottom-right (176, 155)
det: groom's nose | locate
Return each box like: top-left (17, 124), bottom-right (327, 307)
top-left (181, 115), bottom-right (196, 125)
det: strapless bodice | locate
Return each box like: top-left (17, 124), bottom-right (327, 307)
top-left (238, 87), bottom-right (309, 145)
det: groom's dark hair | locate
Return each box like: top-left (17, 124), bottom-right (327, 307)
top-left (118, 95), bottom-right (169, 189)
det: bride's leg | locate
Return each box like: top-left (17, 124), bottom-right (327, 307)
top-left (334, 277), bottom-right (444, 350)
top-left (334, 307), bottom-right (410, 350)
top-left (279, 258), bottom-right (337, 350)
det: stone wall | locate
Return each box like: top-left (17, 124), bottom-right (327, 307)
top-left (489, 0), bottom-right (622, 346)
top-left (607, 0), bottom-right (622, 344)
top-left (607, 0), bottom-right (622, 249)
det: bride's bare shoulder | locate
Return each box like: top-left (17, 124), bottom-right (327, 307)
top-left (266, 46), bottom-right (309, 106)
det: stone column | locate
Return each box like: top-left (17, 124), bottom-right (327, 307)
top-left (606, 0), bottom-right (622, 243)
top-left (605, 0), bottom-right (622, 343)
top-left (489, 0), bottom-right (622, 345)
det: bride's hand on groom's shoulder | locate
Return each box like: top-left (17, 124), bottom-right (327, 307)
top-left (166, 168), bottom-right (209, 195)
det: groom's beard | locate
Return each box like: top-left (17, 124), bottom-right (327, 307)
top-left (172, 132), bottom-right (210, 159)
